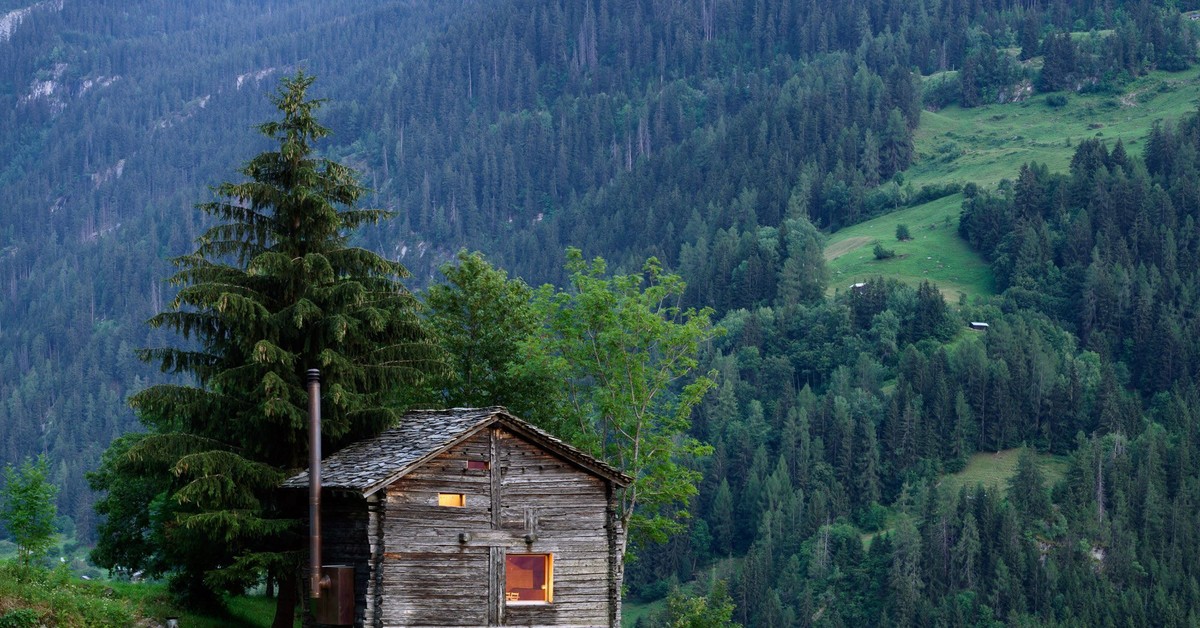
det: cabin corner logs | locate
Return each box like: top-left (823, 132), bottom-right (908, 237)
top-left (289, 408), bottom-right (630, 628)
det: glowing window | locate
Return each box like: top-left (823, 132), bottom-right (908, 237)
top-left (467, 460), bottom-right (489, 471)
top-left (438, 493), bottom-right (465, 507)
top-left (505, 554), bottom-right (552, 604)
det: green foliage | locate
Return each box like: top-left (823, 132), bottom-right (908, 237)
top-left (5, 0), bottom-right (1195, 554)
top-left (1045, 93), bottom-right (1070, 108)
top-left (1, 2), bottom-right (1199, 624)
top-left (895, 224), bottom-right (911, 241)
top-left (663, 581), bottom-right (740, 628)
top-left (421, 250), bottom-right (556, 421)
top-left (873, 243), bottom-right (896, 260)
top-left (88, 433), bottom-right (198, 583)
top-left (1007, 447), bottom-right (1052, 521)
top-left (0, 563), bottom-right (135, 627)
top-left (93, 73), bottom-right (441, 613)
top-left (775, 217), bottom-right (829, 307)
top-left (521, 249), bottom-right (721, 552)
top-left (0, 456), bottom-right (58, 567)
top-left (0, 609), bottom-right (40, 628)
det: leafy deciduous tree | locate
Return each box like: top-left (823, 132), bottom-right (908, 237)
top-left (521, 249), bottom-right (721, 558)
top-left (663, 580), bottom-right (741, 628)
top-left (422, 250), bottom-right (555, 422)
top-left (0, 455), bottom-right (58, 568)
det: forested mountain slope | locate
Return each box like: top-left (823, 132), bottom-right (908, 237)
top-left (3, 2), bottom-right (1200, 624)
top-left (0, 0), bottom-right (474, 539)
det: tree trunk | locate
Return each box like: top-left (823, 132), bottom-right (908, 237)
top-left (272, 571), bottom-right (298, 628)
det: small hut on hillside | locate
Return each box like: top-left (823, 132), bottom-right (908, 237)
top-left (283, 407), bottom-right (632, 628)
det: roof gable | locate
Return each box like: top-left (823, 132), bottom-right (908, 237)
top-left (282, 407), bottom-right (631, 495)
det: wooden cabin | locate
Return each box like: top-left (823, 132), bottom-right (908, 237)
top-left (283, 407), bottom-right (632, 628)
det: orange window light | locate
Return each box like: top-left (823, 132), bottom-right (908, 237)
top-left (437, 493), bottom-right (465, 507)
top-left (505, 554), bottom-right (553, 604)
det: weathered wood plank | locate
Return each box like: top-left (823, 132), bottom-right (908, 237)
top-left (490, 428), bottom-right (501, 530)
top-left (363, 424), bottom-right (621, 627)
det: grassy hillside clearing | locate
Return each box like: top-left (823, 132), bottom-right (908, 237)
top-left (825, 66), bottom-right (1200, 300)
top-left (825, 193), bottom-right (993, 300)
top-left (859, 449), bottom-right (1068, 550)
top-left (912, 66), bottom-right (1200, 188)
top-left (938, 448), bottom-right (1069, 498)
top-left (624, 597), bottom-right (669, 626)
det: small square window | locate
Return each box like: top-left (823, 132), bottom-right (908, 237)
top-left (438, 493), bottom-right (465, 507)
top-left (506, 554), bottom-right (552, 604)
top-left (467, 460), bottom-right (489, 471)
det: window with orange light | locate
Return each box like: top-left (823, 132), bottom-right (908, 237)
top-left (437, 493), bottom-right (465, 507)
top-left (505, 554), bottom-right (552, 604)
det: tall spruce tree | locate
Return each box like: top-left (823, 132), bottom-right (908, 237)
top-left (92, 72), bottom-right (440, 624)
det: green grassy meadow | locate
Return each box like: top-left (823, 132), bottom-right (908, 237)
top-left (825, 193), bottom-right (994, 300)
top-left (825, 66), bottom-right (1200, 299)
top-left (938, 448), bottom-right (1069, 498)
top-left (624, 597), bottom-right (668, 626)
top-left (0, 553), bottom-right (280, 628)
top-left (911, 66), bottom-right (1200, 188)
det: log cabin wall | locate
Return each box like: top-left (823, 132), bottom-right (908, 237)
top-left (317, 492), bottom-right (373, 627)
top-left (366, 492), bottom-right (386, 628)
top-left (376, 426), bottom-right (616, 627)
top-left (496, 428), bottom-right (612, 626)
top-left (380, 429), bottom-right (492, 626)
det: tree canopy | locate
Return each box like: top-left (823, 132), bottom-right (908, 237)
top-left (520, 249), bottom-right (722, 556)
top-left (90, 72), bottom-right (441, 620)
top-left (0, 455), bottom-right (58, 568)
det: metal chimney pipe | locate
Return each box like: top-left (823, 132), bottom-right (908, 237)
top-left (307, 368), bottom-right (322, 600)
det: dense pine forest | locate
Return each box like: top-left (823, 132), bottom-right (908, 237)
top-left (5, 0), bottom-right (1200, 625)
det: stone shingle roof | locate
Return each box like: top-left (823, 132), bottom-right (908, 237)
top-left (282, 406), bottom-right (630, 495)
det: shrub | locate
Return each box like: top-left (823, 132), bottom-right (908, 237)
top-left (1045, 93), bottom-right (1069, 108)
top-left (909, 182), bottom-right (963, 205)
top-left (923, 76), bottom-right (961, 110)
top-left (896, 224), bottom-right (911, 241)
top-left (873, 243), bottom-right (896, 260)
top-left (0, 609), bottom-right (41, 628)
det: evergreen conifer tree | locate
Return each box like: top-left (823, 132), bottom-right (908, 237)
top-left (92, 72), bottom-right (441, 623)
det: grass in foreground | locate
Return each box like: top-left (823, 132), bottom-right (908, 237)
top-left (938, 448), bottom-right (1068, 498)
top-left (105, 580), bottom-right (280, 628)
top-left (0, 563), bottom-right (137, 627)
top-left (0, 562), bottom-right (280, 628)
